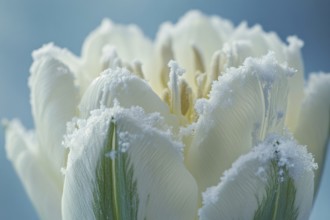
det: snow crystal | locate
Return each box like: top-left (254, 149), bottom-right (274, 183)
top-left (31, 42), bottom-right (72, 61)
top-left (64, 104), bottom-right (184, 171)
top-left (201, 185), bottom-right (219, 205)
top-left (105, 150), bottom-right (117, 160)
top-left (168, 60), bottom-right (185, 77)
top-left (118, 131), bottom-right (133, 153)
top-left (206, 52), bottom-right (295, 112)
top-left (255, 134), bottom-right (317, 181)
top-left (194, 98), bottom-right (208, 115)
top-left (179, 123), bottom-right (196, 137)
top-left (216, 133), bottom-right (317, 186)
top-left (201, 133), bottom-right (317, 212)
top-left (32, 42), bottom-right (57, 60)
top-left (88, 67), bottom-right (136, 107)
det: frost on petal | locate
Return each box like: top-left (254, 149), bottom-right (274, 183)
top-left (29, 48), bottom-right (79, 183)
top-left (4, 120), bottom-right (62, 220)
top-left (229, 26), bottom-right (305, 129)
top-left (32, 43), bottom-right (81, 79)
top-left (294, 73), bottom-right (330, 192)
top-left (79, 67), bottom-right (179, 130)
top-left (62, 106), bottom-right (198, 220)
top-left (199, 135), bottom-right (316, 220)
top-left (80, 19), bottom-right (154, 91)
top-left (187, 53), bottom-right (293, 192)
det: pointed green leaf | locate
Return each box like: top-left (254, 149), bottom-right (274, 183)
top-left (93, 118), bottom-right (138, 220)
top-left (254, 160), bottom-right (298, 220)
top-left (199, 135), bottom-right (316, 220)
top-left (62, 106), bottom-right (198, 220)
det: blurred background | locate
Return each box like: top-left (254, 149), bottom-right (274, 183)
top-left (0, 0), bottom-right (329, 219)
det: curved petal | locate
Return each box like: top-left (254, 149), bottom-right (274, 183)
top-left (283, 36), bottom-right (305, 131)
top-left (79, 67), bottom-right (179, 129)
top-left (32, 43), bottom-right (81, 81)
top-left (231, 23), bottom-right (283, 59)
top-left (4, 120), bottom-right (62, 220)
top-left (220, 25), bottom-right (305, 131)
top-left (29, 48), bottom-right (79, 182)
top-left (293, 73), bottom-right (330, 191)
top-left (230, 21), bottom-right (303, 62)
top-left (187, 53), bottom-right (293, 192)
top-left (199, 135), bottom-right (316, 220)
top-left (209, 14), bottom-right (234, 41)
top-left (80, 19), bottom-right (154, 91)
top-left (221, 40), bottom-right (256, 69)
top-left (62, 106), bottom-right (198, 220)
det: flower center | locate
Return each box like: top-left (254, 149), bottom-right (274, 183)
top-left (157, 41), bottom-right (224, 123)
top-left (100, 40), bottom-right (227, 123)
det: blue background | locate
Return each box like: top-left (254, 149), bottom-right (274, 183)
top-left (0, 0), bottom-right (329, 219)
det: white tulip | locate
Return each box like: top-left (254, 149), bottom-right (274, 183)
top-left (4, 10), bottom-right (329, 220)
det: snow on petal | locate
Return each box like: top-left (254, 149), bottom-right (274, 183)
top-left (29, 46), bottom-right (79, 183)
top-left (207, 24), bottom-right (305, 130)
top-left (294, 73), bottom-right (330, 192)
top-left (187, 53), bottom-right (293, 193)
top-left (4, 10), bottom-right (330, 219)
top-left (230, 22), bottom-right (304, 71)
top-left (79, 67), bottom-right (179, 130)
top-left (32, 43), bottom-right (81, 78)
top-left (199, 134), bottom-right (316, 220)
top-left (62, 106), bottom-right (198, 220)
top-left (4, 120), bottom-right (62, 220)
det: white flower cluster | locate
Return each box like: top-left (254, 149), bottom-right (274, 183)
top-left (4, 11), bottom-right (330, 220)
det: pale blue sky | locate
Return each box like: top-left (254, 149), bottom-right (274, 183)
top-left (0, 0), bottom-right (329, 219)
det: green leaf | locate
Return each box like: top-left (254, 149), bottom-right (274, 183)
top-left (93, 118), bottom-right (138, 220)
top-left (254, 155), bottom-right (298, 220)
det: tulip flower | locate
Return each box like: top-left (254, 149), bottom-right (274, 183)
top-left (4, 11), bottom-right (329, 220)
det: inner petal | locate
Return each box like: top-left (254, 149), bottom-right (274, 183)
top-left (186, 53), bottom-right (294, 194)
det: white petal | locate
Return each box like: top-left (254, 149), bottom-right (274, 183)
top-left (216, 40), bottom-right (256, 73)
top-left (187, 53), bottom-right (293, 192)
top-left (32, 43), bottom-right (81, 80)
top-left (4, 120), bottom-right (62, 220)
top-left (209, 14), bottom-right (234, 41)
top-left (29, 48), bottom-right (79, 181)
top-left (199, 135), bottom-right (316, 220)
top-left (230, 22), bottom-right (302, 65)
top-left (231, 23), bottom-right (281, 58)
top-left (223, 25), bottom-right (305, 131)
top-left (79, 68), bottom-right (179, 129)
top-left (283, 36), bottom-right (305, 131)
top-left (62, 106), bottom-right (198, 220)
top-left (294, 73), bottom-right (330, 191)
top-left (80, 19), bottom-right (154, 90)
